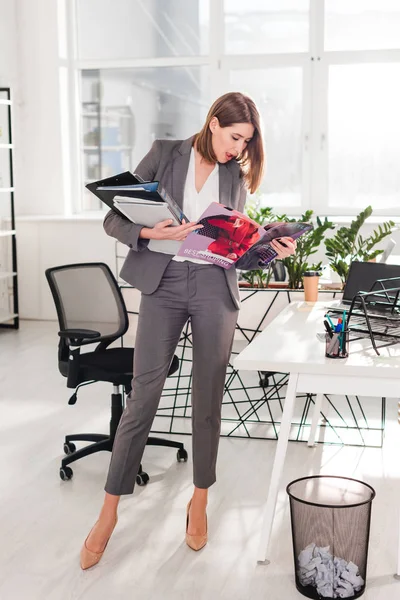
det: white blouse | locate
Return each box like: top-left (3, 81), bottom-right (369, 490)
top-left (172, 147), bottom-right (219, 264)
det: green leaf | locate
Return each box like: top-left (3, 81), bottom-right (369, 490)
top-left (324, 207), bottom-right (395, 283)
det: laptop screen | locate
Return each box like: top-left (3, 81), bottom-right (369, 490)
top-left (343, 261), bottom-right (400, 302)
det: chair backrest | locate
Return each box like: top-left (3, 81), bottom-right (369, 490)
top-left (45, 262), bottom-right (129, 346)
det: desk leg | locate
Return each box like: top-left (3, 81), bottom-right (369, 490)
top-left (307, 393), bottom-right (323, 447)
top-left (257, 372), bottom-right (299, 565)
top-left (396, 508), bottom-right (400, 579)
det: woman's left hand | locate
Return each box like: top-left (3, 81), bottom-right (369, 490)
top-left (270, 237), bottom-right (297, 260)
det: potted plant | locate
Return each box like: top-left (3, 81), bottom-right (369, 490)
top-left (280, 211), bottom-right (335, 290)
top-left (240, 264), bottom-right (274, 288)
top-left (324, 206), bottom-right (395, 286)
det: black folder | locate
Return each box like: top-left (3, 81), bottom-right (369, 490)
top-left (86, 171), bottom-right (186, 223)
top-left (86, 172), bottom-right (146, 219)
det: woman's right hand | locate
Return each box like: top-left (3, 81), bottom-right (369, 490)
top-left (141, 219), bottom-right (203, 242)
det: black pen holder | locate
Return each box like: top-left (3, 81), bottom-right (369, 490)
top-left (325, 329), bottom-right (349, 359)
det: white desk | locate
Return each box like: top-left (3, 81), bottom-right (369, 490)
top-left (234, 301), bottom-right (400, 574)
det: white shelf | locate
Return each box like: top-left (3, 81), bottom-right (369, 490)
top-left (0, 88), bottom-right (17, 330)
top-left (0, 312), bottom-right (17, 324)
top-left (0, 272), bottom-right (16, 280)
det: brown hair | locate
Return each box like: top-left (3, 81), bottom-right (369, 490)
top-left (194, 92), bottom-right (265, 194)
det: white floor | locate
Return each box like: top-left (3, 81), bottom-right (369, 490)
top-left (1, 320), bottom-right (400, 600)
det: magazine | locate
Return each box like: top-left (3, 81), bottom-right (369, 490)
top-left (235, 221), bottom-right (313, 270)
top-left (176, 203), bottom-right (263, 268)
top-left (176, 202), bottom-right (312, 270)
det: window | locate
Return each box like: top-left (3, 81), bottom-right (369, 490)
top-left (325, 0), bottom-right (400, 51)
top-left (77, 0), bottom-right (210, 60)
top-left (229, 67), bottom-right (303, 208)
top-left (70, 0), bottom-right (400, 216)
top-left (81, 67), bottom-right (209, 210)
top-left (328, 63), bottom-right (400, 210)
top-left (224, 0), bottom-right (310, 55)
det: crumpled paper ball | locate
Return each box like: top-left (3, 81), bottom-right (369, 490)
top-left (297, 543), bottom-right (364, 598)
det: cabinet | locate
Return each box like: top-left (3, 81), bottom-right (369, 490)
top-left (81, 102), bottom-right (134, 210)
top-left (0, 88), bottom-right (18, 329)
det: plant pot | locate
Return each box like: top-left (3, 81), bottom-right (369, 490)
top-left (267, 282), bottom-right (289, 289)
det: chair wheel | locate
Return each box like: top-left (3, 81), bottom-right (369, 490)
top-left (63, 442), bottom-right (76, 455)
top-left (177, 448), bottom-right (188, 462)
top-left (136, 471), bottom-right (149, 486)
top-left (60, 466), bottom-right (73, 481)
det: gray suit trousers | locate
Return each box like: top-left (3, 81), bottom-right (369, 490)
top-left (105, 261), bottom-right (239, 495)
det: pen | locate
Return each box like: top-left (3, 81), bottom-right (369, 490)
top-left (335, 318), bottom-right (343, 333)
top-left (339, 332), bottom-right (345, 354)
top-left (323, 320), bottom-right (333, 338)
top-left (325, 314), bottom-right (335, 330)
top-left (327, 332), bottom-right (340, 354)
top-left (340, 311), bottom-right (347, 353)
top-left (335, 319), bottom-right (343, 354)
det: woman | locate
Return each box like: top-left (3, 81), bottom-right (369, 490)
top-left (80, 92), bottom-right (297, 569)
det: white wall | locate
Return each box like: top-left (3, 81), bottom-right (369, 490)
top-left (16, 0), bottom-right (65, 216)
top-left (0, 0), bottom-right (64, 216)
top-left (0, 0), bottom-right (22, 196)
top-left (0, 1), bottom-right (18, 88)
top-left (17, 217), bottom-right (115, 320)
top-left (0, 0), bottom-right (66, 216)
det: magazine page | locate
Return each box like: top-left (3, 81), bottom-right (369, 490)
top-left (235, 221), bottom-right (313, 270)
top-left (261, 221), bottom-right (313, 243)
top-left (175, 202), bottom-right (266, 269)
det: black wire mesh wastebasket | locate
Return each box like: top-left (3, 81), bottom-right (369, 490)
top-left (287, 476), bottom-right (375, 599)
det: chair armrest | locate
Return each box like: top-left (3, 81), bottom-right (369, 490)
top-left (58, 328), bottom-right (101, 345)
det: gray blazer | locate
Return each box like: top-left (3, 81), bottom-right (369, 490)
top-left (103, 136), bottom-right (247, 309)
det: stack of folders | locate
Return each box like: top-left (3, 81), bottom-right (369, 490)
top-left (92, 176), bottom-right (188, 255)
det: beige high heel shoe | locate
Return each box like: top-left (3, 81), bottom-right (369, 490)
top-left (80, 517), bottom-right (118, 570)
top-left (185, 500), bottom-right (207, 551)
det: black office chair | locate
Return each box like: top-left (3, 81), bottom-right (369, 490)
top-left (45, 262), bottom-right (187, 483)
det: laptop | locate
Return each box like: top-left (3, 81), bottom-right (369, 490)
top-left (328, 261), bottom-right (400, 315)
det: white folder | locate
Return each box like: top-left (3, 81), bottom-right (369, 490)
top-left (113, 196), bottom-right (181, 255)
